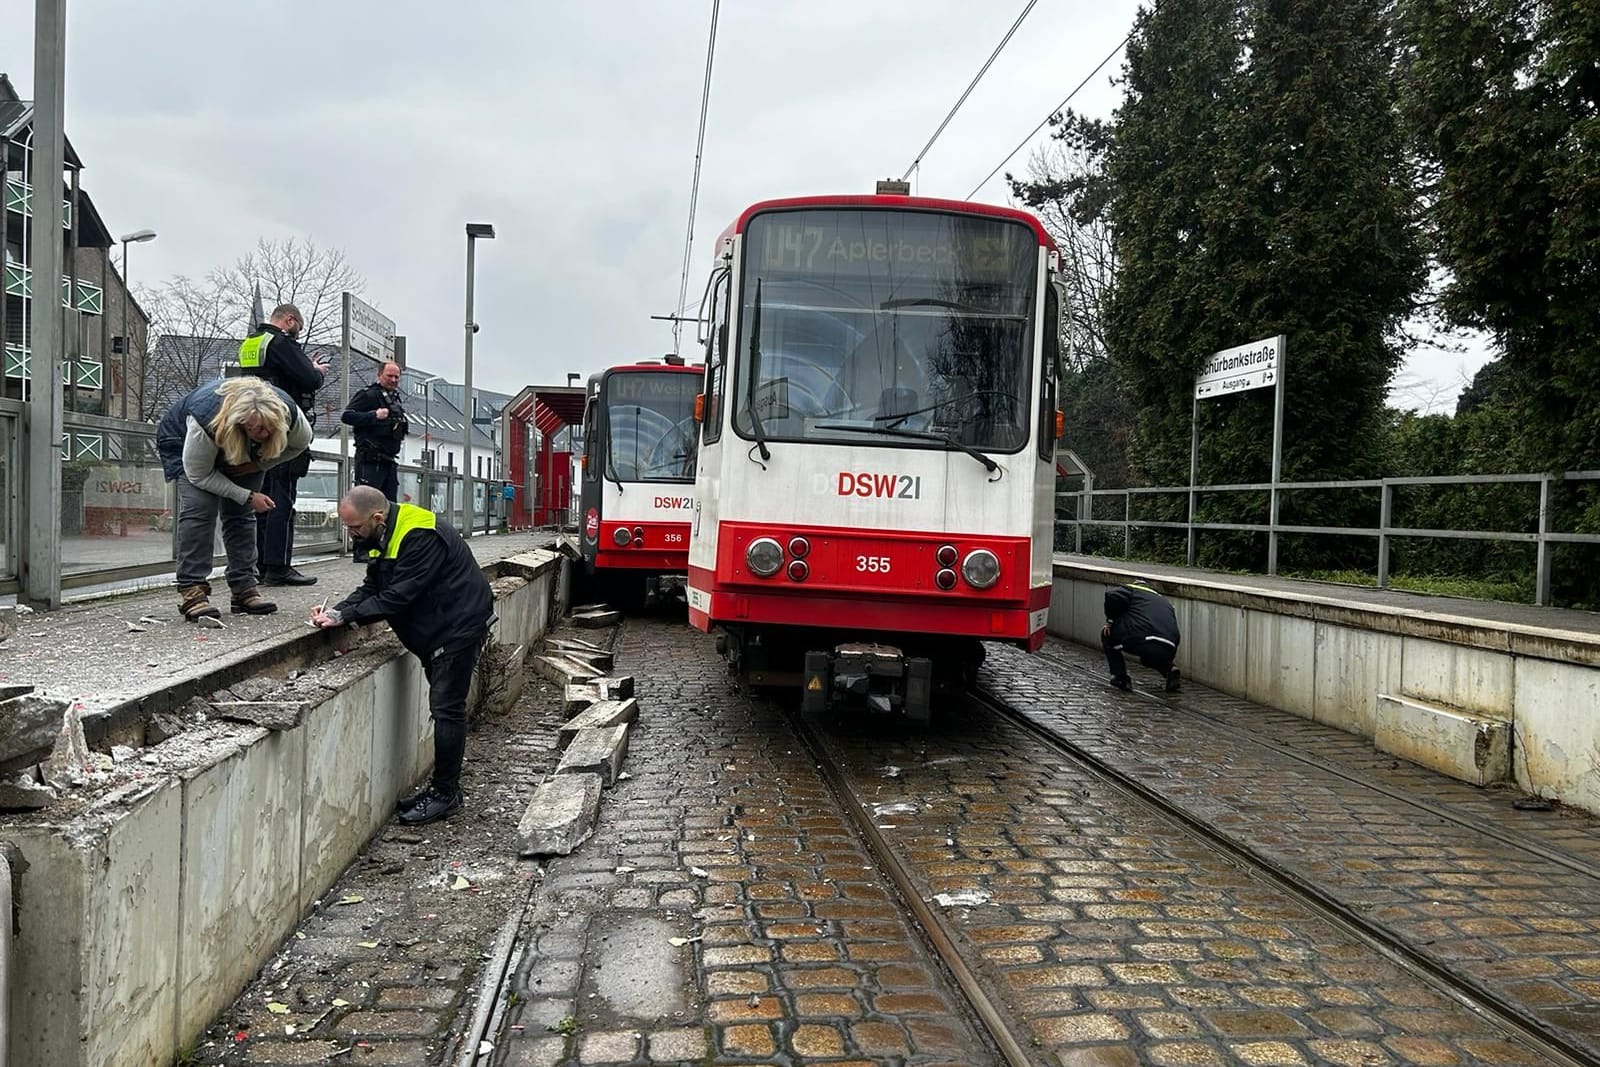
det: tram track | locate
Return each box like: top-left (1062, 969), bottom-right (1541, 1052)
top-left (1032, 643), bottom-right (1600, 885)
top-left (967, 681), bottom-right (1600, 1067)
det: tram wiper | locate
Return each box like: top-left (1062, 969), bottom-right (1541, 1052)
top-left (813, 422), bottom-right (999, 475)
top-left (875, 389), bottom-right (1018, 431)
top-left (881, 296), bottom-right (997, 315)
top-left (745, 279), bottom-right (771, 463)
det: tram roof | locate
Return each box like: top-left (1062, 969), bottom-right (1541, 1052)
top-left (721, 194), bottom-right (1056, 252)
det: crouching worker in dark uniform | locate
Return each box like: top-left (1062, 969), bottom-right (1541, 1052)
top-left (1102, 579), bottom-right (1182, 692)
top-left (311, 485), bottom-right (493, 825)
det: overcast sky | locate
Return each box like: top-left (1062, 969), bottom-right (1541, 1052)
top-left (3, 0), bottom-right (1487, 411)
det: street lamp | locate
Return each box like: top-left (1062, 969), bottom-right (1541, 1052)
top-left (462, 222), bottom-right (494, 535)
top-left (117, 228), bottom-right (156, 418)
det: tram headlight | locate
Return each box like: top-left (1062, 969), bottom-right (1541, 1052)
top-left (746, 537), bottom-right (784, 577)
top-left (612, 527), bottom-right (631, 547)
top-left (961, 548), bottom-right (1001, 590)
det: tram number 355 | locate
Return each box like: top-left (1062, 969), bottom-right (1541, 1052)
top-left (855, 555), bottom-right (891, 574)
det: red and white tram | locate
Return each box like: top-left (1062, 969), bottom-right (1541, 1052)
top-left (577, 357), bottom-right (702, 602)
top-left (686, 190), bottom-right (1064, 719)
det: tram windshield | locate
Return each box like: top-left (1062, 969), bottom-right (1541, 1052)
top-left (732, 209), bottom-right (1038, 454)
top-left (604, 370), bottom-right (699, 482)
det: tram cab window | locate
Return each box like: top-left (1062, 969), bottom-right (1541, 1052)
top-left (581, 394), bottom-right (599, 483)
top-left (702, 270), bottom-right (730, 445)
top-left (1039, 284), bottom-right (1060, 461)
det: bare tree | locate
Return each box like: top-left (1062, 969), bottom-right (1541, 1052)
top-left (1015, 139), bottom-right (1118, 373)
top-left (133, 273), bottom-right (242, 421)
top-left (218, 237), bottom-right (365, 347)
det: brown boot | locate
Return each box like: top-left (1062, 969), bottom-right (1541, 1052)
top-left (179, 583), bottom-right (221, 622)
top-left (230, 587), bottom-right (279, 615)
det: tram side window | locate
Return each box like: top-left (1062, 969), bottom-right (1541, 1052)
top-left (582, 396), bottom-right (599, 482)
top-left (1039, 285), bottom-right (1060, 462)
top-left (702, 271), bottom-right (730, 444)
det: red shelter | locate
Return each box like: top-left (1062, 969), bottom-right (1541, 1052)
top-left (501, 385), bottom-right (586, 529)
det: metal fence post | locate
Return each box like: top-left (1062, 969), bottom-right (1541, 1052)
top-left (1123, 491), bottom-right (1132, 558)
top-left (1377, 481), bottom-right (1392, 589)
top-left (1536, 475), bottom-right (1551, 606)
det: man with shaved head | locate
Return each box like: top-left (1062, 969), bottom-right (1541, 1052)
top-left (312, 485), bottom-right (494, 824)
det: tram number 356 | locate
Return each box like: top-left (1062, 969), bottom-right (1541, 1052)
top-left (855, 555), bottom-right (891, 573)
top-left (662, 532), bottom-right (685, 544)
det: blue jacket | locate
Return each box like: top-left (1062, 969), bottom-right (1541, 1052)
top-left (155, 380), bottom-right (301, 482)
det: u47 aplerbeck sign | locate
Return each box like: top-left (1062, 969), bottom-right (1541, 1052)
top-left (1195, 335), bottom-right (1283, 400)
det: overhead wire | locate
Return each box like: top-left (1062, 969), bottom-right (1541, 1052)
top-left (903, 0), bottom-right (1042, 181)
top-left (672, 0), bottom-right (722, 354)
top-left (964, 21), bottom-right (1136, 201)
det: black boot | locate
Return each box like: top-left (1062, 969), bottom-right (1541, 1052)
top-left (1165, 667), bottom-right (1182, 692)
top-left (395, 781), bottom-right (431, 813)
top-left (262, 566), bottom-right (318, 586)
top-left (397, 787), bottom-right (462, 826)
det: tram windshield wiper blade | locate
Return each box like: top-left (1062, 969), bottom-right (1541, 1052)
top-left (875, 389), bottom-right (1018, 431)
top-left (880, 296), bottom-right (997, 315)
top-left (745, 279), bottom-right (771, 463)
top-left (813, 423), bottom-right (999, 474)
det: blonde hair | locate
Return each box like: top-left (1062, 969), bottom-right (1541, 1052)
top-left (208, 377), bottom-right (292, 467)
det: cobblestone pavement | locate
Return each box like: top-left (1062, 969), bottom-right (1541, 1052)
top-left (814, 687), bottom-right (1550, 1066)
top-left (984, 636), bottom-right (1600, 1059)
top-left (491, 613), bottom-right (995, 1067)
top-left (183, 630), bottom-right (568, 1065)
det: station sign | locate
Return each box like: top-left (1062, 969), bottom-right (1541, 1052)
top-left (1194, 335), bottom-right (1283, 400)
top-left (345, 293), bottom-right (396, 362)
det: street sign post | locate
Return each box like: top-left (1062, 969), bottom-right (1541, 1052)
top-left (1188, 335), bottom-right (1287, 568)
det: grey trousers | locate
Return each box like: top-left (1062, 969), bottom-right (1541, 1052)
top-left (175, 473), bottom-right (264, 592)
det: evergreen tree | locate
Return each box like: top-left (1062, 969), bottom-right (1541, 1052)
top-left (1106, 0), bottom-right (1424, 488)
top-left (1402, 0), bottom-right (1600, 470)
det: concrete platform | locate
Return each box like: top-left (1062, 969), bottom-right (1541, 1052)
top-left (1053, 555), bottom-right (1600, 813)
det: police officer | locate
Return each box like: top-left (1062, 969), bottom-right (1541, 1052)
top-left (239, 303), bottom-right (328, 586)
top-left (341, 360), bottom-right (407, 501)
top-left (311, 485), bottom-right (494, 825)
top-left (1102, 579), bottom-right (1182, 692)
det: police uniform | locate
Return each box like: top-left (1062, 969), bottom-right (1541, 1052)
top-left (238, 323), bottom-right (325, 583)
top-left (342, 380), bottom-right (408, 501)
top-left (1102, 580), bottom-right (1182, 691)
top-left (334, 502), bottom-right (494, 824)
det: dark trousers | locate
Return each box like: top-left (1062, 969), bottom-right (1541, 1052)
top-left (422, 635), bottom-right (486, 795)
top-left (1103, 631), bottom-right (1176, 681)
top-left (257, 463), bottom-right (299, 569)
top-left (355, 455), bottom-right (399, 502)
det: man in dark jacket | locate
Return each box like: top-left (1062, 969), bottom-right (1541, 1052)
top-left (341, 360), bottom-right (407, 501)
top-left (312, 485), bottom-right (494, 825)
top-left (239, 303), bottom-right (329, 586)
top-left (1102, 579), bottom-right (1182, 692)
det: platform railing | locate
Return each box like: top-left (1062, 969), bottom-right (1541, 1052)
top-left (1055, 471), bottom-right (1600, 606)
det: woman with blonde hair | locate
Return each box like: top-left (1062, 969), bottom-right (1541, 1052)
top-left (156, 376), bottom-right (313, 621)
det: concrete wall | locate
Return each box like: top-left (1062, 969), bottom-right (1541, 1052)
top-left (3, 549), bottom-right (561, 1067)
top-left (1052, 560), bottom-right (1600, 815)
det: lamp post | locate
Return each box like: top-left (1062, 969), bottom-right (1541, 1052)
top-left (117, 228), bottom-right (155, 419)
top-left (462, 222), bottom-right (494, 535)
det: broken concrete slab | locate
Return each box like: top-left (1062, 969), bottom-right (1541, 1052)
top-left (555, 724), bottom-right (631, 786)
top-left (207, 701), bottom-right (305, 731)
top-left (548, 641), bottom-right (614, 672)
top-left (563, 674), bottom-right (636, 717)
top-left (145, 712), bottom-right (187, 746)
top-left (558, 699), bottom-right (640, 751)
top-left (572, 608), bottom-right (623, 629)
top-left (517, 773), bottom-right (603, 856)
top-left (571, 603), bottom-right (614, 614)
top-left (551, 635), bottom-right (609, 655)
top-left (0, 770), bottom-right (57, 810)
top-left (43, 707), bottom-right (92, 787)
top-left (533, 655), bottom-right (603, 687)
top-left (0, 693), bottom-right (73, 766)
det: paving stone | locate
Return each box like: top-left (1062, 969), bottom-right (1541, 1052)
top-left (577, 1029), bottom-right (640, 1061)
top-left (518, 772), bottom-right (603, 856)
top-left (647, 1027), bottom-right (706, 1061)
top-left (555, 724), bottom-right (630, 785)
top-left (557, 698), bottom-right (639, 750)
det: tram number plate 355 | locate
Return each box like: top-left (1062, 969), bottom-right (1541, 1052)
top-left (855, 555), bottom-right (891, 574)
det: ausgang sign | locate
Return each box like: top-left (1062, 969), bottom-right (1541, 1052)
top-left (345, 293), bottom-right (396, 362)
top-left (1194, 335), bottom-right (1284, 400)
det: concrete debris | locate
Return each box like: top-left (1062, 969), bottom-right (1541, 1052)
top-left (136, 615), bottom-right (168, 627)
top-left (42, 706), bottom-right (92, 788)
top-left (572, 608), bottom-right (622, 630)
top-left (228, 677), bottom-right (279, 703)
top-left (473, 642), bottom-right (528, 719)
top-left (0, 606), bottom-right (16, 644)
top-left (110, 745), bottom-right (137, 763)
top-left (533, 655), bottom-right (602, 687)
top-left (558, 698), bottom-right (640, 751)
top-left (548, 639), bottom-right (614, 672)
top-left (570, 603), bottom-right (614, 614)
top-left (555, 724), bottom-right (630, 786)
top-left (563, 675), bottom-right (634, 717)
top-left (517, 773), bottom-right (602, 856)
top-left (0, 693), bottom-right (73, 766)
top-left (209, 700), bottom-right (305, 731)
top-left (195, 615), bottom-right (226, 629)
top-left (0, 770), bottom-right (57, 811)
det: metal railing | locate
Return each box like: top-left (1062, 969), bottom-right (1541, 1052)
top-left (1056, 471), bottom-right (1600, 606)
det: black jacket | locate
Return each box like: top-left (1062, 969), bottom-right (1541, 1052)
top-left (333, 504), bottom-right (494, 659)
top-left (342, 382), bottom-right (409, 459)
top-left (248, 323), bottom-right (325, 416)
top-left (1105, 582), bottom-right (1180, 648)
